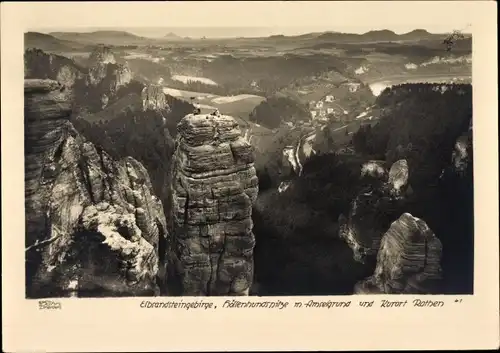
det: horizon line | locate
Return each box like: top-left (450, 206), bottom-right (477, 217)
top-left (29, 27), bottom-right (472, 40)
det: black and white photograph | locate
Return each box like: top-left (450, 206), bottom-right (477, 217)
top-left (23, 10), bottom-right (476, 299)
top-left (4, 1), bottom-right (500, 351)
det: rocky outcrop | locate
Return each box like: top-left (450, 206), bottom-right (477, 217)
top-left (24, 49), bottom-right (85, 88)
top-left (449, 120), bottom-right (473, 177)
top-left (24, 47), bottom-right (133, 114)
top-left (88, 45), bottom-right (117, 66)
top-left (87, 61), bottom-right (132, 92)
top-left (354, 213), bottom-right (443, 294)
top-left (86, 46), bottom-right (132, 105)
top-left (141, 84), bottom-right (170, 112)
top-left (360, 160), bottom-right (388, 180)
top-left (87, 45), bottom-right (116, 86)
top-left (279, 128), bottom-right (318, 179)
top-left (282, 145), bottom-right (300, 176)
top-left (171, 113), bottom-right (259, 296)
top-left (339, 159), bottom-right (411, 263)
top-left (387, 159), bottom-right (410, 197)
top-left (25, 79), bottom-right (167, 298)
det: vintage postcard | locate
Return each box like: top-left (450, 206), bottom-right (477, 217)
top-left (2, 1), bottom-right (498, 351)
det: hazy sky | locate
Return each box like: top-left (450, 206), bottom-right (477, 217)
top-left (28, 1), bottom-right (475, 39)
top-left (41, 26), bottom-right (471, 39)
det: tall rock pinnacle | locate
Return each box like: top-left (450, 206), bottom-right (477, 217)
top-left (171, 113), bottom-right (259, 296)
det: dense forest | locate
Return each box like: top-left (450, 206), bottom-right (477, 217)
top-left (249, 93), bottom-right (311, 129)
top-left (353, 83), bottom-right (472, 187)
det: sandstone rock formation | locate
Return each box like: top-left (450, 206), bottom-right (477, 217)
top-left (354, 213), bottom-right (443, 294)
top-left (171, 113), bottom-right (259, 296)
top-left (141, 84), bottom-right (170, 112)
top-left (280, 129), bottom-right (317, 178)
top-left (450, 124), bottom-right (473, 176)
top-left (360, 160), bottom-right (388, 180)
top-left (25, 79), bottom-right (167, 298)
top-left (25, 47), bottom-right (133, 114)
top-left (24, 48), bottom-right (84, 89)
top-left (339, 159), bottom-right (410, 263)
top-left (282, 145), bottom-right (300, 176)
top-left (87, 45), bottom-right (117, 86)
top-left (387, 159), bottom-right (410, 197)
top-left (86, 45), bottom-right (132, 104)
top-left (88, 44), bottom-right (117, 66)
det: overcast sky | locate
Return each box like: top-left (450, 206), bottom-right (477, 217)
top-left (29, 1), bottom-right (475, 38)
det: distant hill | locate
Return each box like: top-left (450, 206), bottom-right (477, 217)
top-left (361, 30), bottom-right (399, 42)
top-left (268, 34), bottom-right (286, 39)
top-left (49, 30), bottom-right (150, 46)
top-left (263, 29), bottom-right (447, 45)
top-left (164, 32), bottom-right (182, 40)
top-left (24, 32), bottom-right (89, 52)
top-left (399, 29), bottom-right (435, 40)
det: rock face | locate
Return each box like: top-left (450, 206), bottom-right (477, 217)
top-left (24, 47), bottom-right (133, 114)
top-left (387, 159), bottom-right (410, 197)
top-left (171, 113), bottom-right (259, 296)
top-left (24, 49), bottom-right (84, 89)
top-left (354, 213), bottom-right (443, 294)
top-left (25, 79), bottom-right (167, 298)
top-left (282, 145), bottom-right (300, 176)
top-left (88, 45), bottom-right (117, 66)
top-left (141, 84), bottom-right (170, 112)
top-left (339, 159), bottom-right (410, 263)
top-left (360, 160), bottom-right (388, 180)
top-left (86, 45), bottom-right (132, 105)
top-left (450, 124), bottom-right (473, 176)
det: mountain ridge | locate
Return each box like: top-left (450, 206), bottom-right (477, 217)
top-left (30, 28), bottom-right (466, 45)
